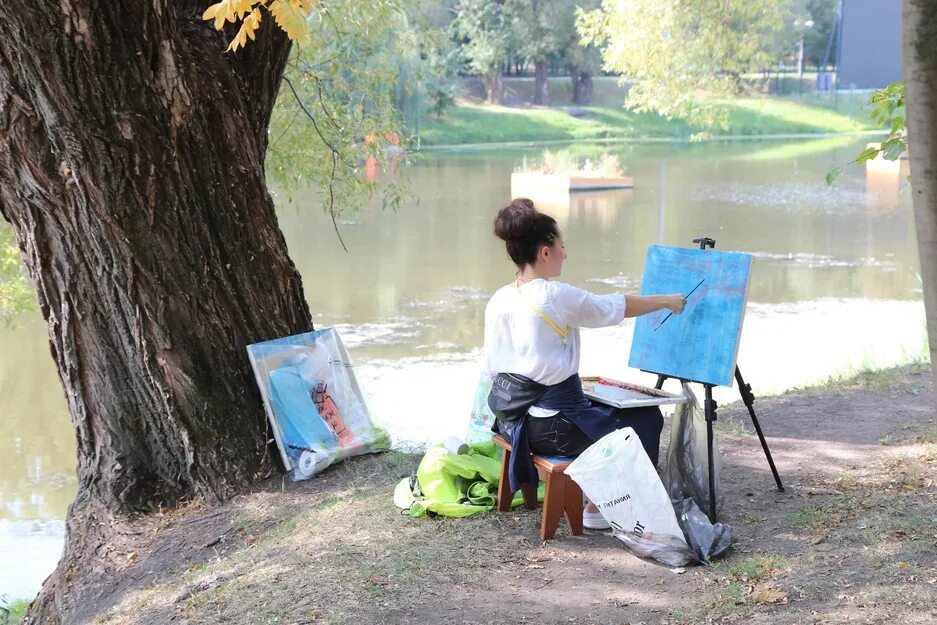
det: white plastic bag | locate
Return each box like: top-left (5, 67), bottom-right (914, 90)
top-left (465, 372), bottom-right (497, 443)
top-left (565, 427), bottom-right (696, 567)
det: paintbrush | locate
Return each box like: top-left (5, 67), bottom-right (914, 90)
top-left (653, 278), bottom-right (706, 331)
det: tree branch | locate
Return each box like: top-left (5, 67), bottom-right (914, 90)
top-left (328, 150), bottom-right (348, 253)
top-left (282, 76), bottom-right (355, 169)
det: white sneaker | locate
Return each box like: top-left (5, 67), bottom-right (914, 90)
top-left (582, 508), bottom-right (611, 530)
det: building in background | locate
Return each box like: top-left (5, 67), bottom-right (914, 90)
top-left (835, 0), bottom-right (902, 89)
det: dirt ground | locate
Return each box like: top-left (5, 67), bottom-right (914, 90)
top-left (28, 365), bottom-right (937, 625)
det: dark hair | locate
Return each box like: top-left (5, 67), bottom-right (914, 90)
top-left (493, 198), bottom-right (560, 267)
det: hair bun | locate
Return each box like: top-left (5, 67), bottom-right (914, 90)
top-left (494, 198), bottom-right (537, 241)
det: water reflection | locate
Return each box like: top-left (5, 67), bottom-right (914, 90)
top-left (865, 157), bottom-right (910, 214)
top-left (0, 137), bottom-right (925, 598)
top-left (280, 139), bottom-right (920, 359)
top-left (0, 317), bottom-right (76, 523)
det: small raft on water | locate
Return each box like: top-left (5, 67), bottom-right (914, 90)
top-left (511, 171), bottom-right (635, 195)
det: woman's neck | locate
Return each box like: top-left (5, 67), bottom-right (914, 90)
top-left (517, 266), bottom-right (545, 283)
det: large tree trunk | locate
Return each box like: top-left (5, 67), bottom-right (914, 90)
top-left (0, 2), bottom-right (312, 621)
top-left (486, 67), bottom-right (504, 105)
top-left (904, 0), bottom-right (937, 403)
top-left (571, 69), bottom-right (593, 105)
top-left (534, 59), bottom-right (549, 106)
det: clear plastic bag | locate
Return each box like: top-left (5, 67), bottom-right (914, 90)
top-left (247, 328), bottom-right (389, 480)
top-left (662, 383), bottom-right (733, 563)
top-left (664, 382), bottom-right (725, 517)
top-left (465, 372), bottom-right (497, 443)
top-left (614, 531), bottom-right (697, 568)
top-left (673, 497), bottom-right (733, 562)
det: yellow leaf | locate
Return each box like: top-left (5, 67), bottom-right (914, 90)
top-left (203, 0), bottom-right (233, 30)
top-left (202, 4), bottom-right (221, 20)
top-left (226, 25), bottom-right (246, 51)
top-left (269, 0), bottom-right (310, 44)
top-left (203, 0), bottom-right (264, 31)
top-left (244, 7), bottom-right (262, 39)
top-left (226, 8), bottom-right (263, 51)
top-left (233, 0), bottom-right (261, 17)
top-left (752, 588), bottom-right (788, 604)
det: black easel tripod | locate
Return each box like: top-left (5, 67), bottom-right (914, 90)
top-left (652, 237), bottom-right (784, 523)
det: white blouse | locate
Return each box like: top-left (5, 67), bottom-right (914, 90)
top-left (483, 279), bottom-right (627, 387)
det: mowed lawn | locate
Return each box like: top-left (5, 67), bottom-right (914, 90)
top-left (418, 90), bottom-right (876, 147)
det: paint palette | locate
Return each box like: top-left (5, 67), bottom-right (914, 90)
top-left (581, 376), bottom-right (689, 408)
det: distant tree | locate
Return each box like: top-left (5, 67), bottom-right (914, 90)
top-left (408, 0), bottom-right (462, 119)
top-left (509, 0), bottom-right (562, 105)
top-left (578, 0), bottom-right (790, 131)
top-left (563, 0), bottom-right (602, 105)
top-left (453, 0), bottom-right (514, 104)
top-left (423, 48), bottom-right (461, 118)
top-left (803, 0), bottom-right (837, 69)
top-left (390, 3), bottom-right (461, 127)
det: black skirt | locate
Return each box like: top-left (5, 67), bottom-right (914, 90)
top-left (498, 405), bottom-right (664, 464)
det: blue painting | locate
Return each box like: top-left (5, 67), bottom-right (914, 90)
top-left (628, 246), bottom-right (752, 387)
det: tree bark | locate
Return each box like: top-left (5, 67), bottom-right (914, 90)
top-left (904, 0), bottom-right (937, 404)
top-left (486, 66), bottom-right (504, 105)
top-left (534, 59), bottom-right (549, 106)
top-left (571, 69), bottom-right (593, 105)
top-left (0, 2), bottom-right (312, 621)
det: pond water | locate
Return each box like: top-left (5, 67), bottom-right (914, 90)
top-left (0, 136), bottom-right (924, 599)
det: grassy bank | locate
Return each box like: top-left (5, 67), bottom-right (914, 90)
top-left (31, 362), bottom-right (936, 625)
top-left (418, 80), bottom-right (876, 147)
top-left (2, 598), bottom-right (30, 624)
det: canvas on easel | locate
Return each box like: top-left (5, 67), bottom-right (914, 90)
top-left (628, 245), bottom-right (753, 388)
top-left (625, 241), bottom-right (782, 524)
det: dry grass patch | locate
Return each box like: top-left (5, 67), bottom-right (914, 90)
top-left (89, 451), bottom-right (541, 625)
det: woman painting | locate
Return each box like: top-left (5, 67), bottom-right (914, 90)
top-left (484, 198), bottom-right (685, 529)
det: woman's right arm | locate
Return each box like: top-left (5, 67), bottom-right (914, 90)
top-left (624, 294), bottom-right (686, 318)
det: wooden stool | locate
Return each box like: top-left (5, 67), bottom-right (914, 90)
top-left (492, 434), bottom-right (584, 540)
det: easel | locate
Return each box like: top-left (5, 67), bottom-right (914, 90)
top-left (650, 237), bottom-right (784, 523)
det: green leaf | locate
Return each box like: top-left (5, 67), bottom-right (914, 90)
top-left (826, 166), bottom-right (844, 186)
top-left (882, 139), bottom-right (907, 161)
top-left (855, 146), bottom-right (880, 163)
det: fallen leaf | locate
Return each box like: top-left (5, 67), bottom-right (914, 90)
top-left (368, 575), bottom-right (390, 586)
top-left (753, 588), bottom-right (788, 604)
top-left (898, 561), bottom-right (912, 570)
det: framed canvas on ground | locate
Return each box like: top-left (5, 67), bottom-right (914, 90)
top-left (628, 245), bottom-right (753, 387)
